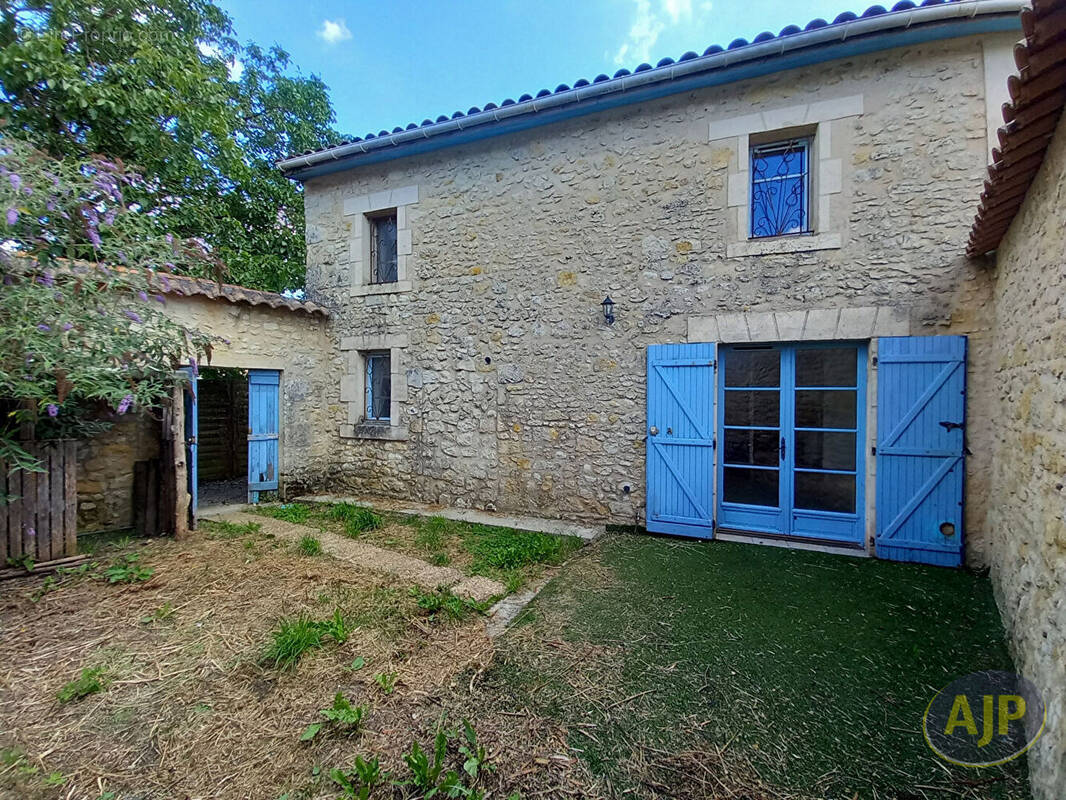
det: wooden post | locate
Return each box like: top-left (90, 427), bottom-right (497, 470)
top-left (168, 381), bottom-right (190, 540)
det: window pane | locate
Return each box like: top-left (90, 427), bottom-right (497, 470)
top-left (723, 467), bottom-right (779, 507)
top-left (795, 390), bottom-right (856, 429)
top-left (795, 431), bottom-right (856, 471)
top-left (724, 429), bottom-right (779, 466)
top-left (796, 347), bottom-right (858, 387)
top-left (794, 471), bottom-right (856, 514)
top-left (751, 140), bottom-right (809, 238)
top-left (724, 349), bottom-right (780, 387)
top-left (724, 390), bottom-right (780, 427)
top-left (367, 354), bottom-right (391, 420)
top-left (372, 214), bottom-right (398, 283)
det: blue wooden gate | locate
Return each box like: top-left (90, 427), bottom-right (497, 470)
top-left (876, 336), bottom-right (966, 567)
top-left (248, 370), bottom-right (280, 503)
top-left (181, 367), bottom-right (198, 521)
top-left (645, 343), bottom-right (717, 538)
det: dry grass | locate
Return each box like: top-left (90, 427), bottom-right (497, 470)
top-left (0, 527), bottom-right (502, 799)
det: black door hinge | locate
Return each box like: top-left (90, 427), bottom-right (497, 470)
top-left (872, 356), bottom-right (878, 366)
top-left (871, 446), bottom-right (877, 455)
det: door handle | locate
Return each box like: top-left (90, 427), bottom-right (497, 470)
top-left (649, 426), bottom-right (659, 436)
top-left (780, 436), bottom-right (786, 461)
top-left (939, 421), bottom-right (964, 432)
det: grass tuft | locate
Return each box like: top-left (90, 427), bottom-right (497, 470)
top-left (296, 534), bottom-right (323, 557)
top-left (462, 525), bottom-right (582, 573)
top-left (261, 610), bottom-right (353, 670)
top-left (329, 503), bottom-right (383, 537)
top-left (204, 519), bottom-right (261, 539)
top-left (258, 503), bottom-right (312, 524)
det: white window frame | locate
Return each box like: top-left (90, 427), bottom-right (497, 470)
top-left (338, 334), bottom-right (409, 440)
top-left (342, 185), bottom-right (418, 296)
top-left (709, 95), bottom-right (862, 258)
top-left (364, 350), bottom-right (391, 421)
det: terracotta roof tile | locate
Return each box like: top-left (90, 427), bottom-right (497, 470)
top-left (968, 0), bottom-right (1066, 256)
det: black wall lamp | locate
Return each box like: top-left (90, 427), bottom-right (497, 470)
top-left (601, 295), bottom-right (615, 325)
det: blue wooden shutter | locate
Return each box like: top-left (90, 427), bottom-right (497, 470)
top-left (646, 343), bottom-right (717, 538)
top-left (248, 370), bottom-right (280, 502)
top-left (876, 336), bottom-right (966, 567)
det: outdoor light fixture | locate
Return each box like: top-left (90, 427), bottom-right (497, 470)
top-left (601, 295), bottom-right (615, 325)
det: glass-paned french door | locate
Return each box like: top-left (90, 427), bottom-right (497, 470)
top-left (716, 342), bottom-right (867, 543)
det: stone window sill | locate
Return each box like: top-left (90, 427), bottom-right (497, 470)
top-left (350, 280), bottom-right (413, 297)
top-left (727, 232), bottom-right (841, 258)
top-left (340, 422), bottom-right (409, 441)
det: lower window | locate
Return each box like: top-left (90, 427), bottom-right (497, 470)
top-left (364, 351), bottom-right (391, 422)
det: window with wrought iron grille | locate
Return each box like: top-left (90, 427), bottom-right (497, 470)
top-left (364, 351), bottom-right (391, 421)
top-left (750, 138), bottom-right (811, 239)
top-left (369, 212), bottom-right (398, 283)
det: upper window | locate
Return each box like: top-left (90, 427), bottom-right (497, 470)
top-left (750, 138), bottom-right (811, 239)
top-left (364, 351), bottom-right (391, 422)
top-left (369, 212), bottom-right (398, 284)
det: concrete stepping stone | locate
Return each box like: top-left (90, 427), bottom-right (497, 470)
top-left (206, 511), bottom-right (505, 600)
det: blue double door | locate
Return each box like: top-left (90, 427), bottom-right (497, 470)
top-left (717, 343), bottom-right (866, 543)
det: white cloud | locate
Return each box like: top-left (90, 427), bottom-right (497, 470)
top-left (317, 18), bottom-right (352, 45)
top-left (197, 42), bottom-right (244, 82)
top-left (612, 0), bottom-right (711, 66)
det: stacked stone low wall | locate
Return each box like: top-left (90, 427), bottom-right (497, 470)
top-left (987, 112), bottom-right (1066, 800)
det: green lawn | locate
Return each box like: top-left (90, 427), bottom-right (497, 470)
top-left (480, 534), bottom-right (1028, 799)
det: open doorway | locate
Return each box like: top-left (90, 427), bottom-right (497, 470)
top-left (196, 367), bottom-right (248, 507)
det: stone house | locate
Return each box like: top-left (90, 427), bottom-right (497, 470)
top-left (279, 0), bottom-right (1025, 568)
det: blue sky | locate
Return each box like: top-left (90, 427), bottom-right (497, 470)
top-left (216, 0), bottom-right (859, 137)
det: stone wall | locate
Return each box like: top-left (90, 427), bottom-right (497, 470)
top-left (987, 112), bottom-right (1066, 800)
top-left (302, 35), bottom-right (1006, 564)
top-left (76, 413), bottom-right (160, 532)
top-left (76, 294), bottom-right (337, 531)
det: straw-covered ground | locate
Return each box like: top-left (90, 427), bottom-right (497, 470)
top-left (0, 522), bottom-right (1027, 800)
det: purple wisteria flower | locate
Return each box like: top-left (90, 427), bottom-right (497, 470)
top-left (189, 356), bottom-right (199, 377)
top-left (37, 272), bottom-right (54, 287)
top-left (137, 290), bottom-right (148, 301)
top-left (116, 394), bottom-right (134, 415)
top-left (124, 310), bottom-right (143, 323)
top-left (46, 404), bottom-right (58, 418)
top-left (5, 208), bottom-right (17, 226)
top-left (9, 173), bottom-right (21, 191)
top-left (37, 323), bottom-right (50, 332)
top-left (61, 322), bottom-right (73, 331)
top-left (87, 227), bottom-right (102, 250)
top-left (154, 294), bottom-right (166, 304)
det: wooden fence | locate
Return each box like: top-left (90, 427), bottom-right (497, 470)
top-left (1, 441), bottom-right (78, 566)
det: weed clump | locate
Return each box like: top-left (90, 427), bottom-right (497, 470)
top-left (463, 525), bottom-right (581, 572)
top-left (101, 554), bottom-right (153, 584)
top-left (261, 610), bottom-right (353, 670)
top-left (204, 519), bottom-right (261, 539)
top-left (57, 667), bottom-right (108, 703)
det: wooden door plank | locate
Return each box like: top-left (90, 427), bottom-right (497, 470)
top-left (64, 442), bottom-right (77, 557)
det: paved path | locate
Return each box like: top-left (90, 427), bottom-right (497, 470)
top-left (202, 510), bottom-right (505, 603)
top-left (296, 494), bottom-right (602, 541)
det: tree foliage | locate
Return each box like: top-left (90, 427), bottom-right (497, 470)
top-left (0, 0), bottom-right (341, 291)
top-left (0, 134), bottom-right (217, 470)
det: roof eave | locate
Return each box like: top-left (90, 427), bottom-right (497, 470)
top-left (279, 1), bottom-right (1024, 181)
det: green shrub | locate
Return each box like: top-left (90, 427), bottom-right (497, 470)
top-left (57, 666), bottom-right (107, 703)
